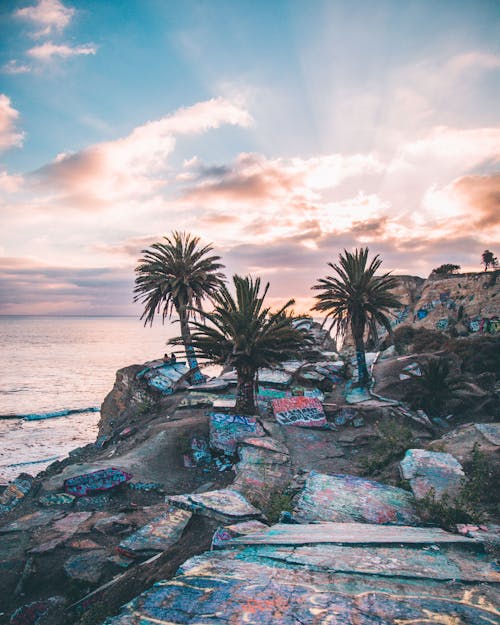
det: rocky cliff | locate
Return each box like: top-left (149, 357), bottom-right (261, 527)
top-left (393, 270), bottom-right (500, 336)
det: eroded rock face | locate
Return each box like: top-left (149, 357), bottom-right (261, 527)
top-left (292, 472), bottom-right (419, 525)
top-left (428, 422), bottom-right (500, 465)
top-left (400, 449), bottom-right (465, 500)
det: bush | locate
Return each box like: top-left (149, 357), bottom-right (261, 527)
top-left (393, 326), bottom-right (448, 354)
top-left (362, 419), bottom-right (416, 474)
top-left (432, 264), bottom-right (460, 275)
top-left (446, 336), bottom-right (500, 379)
top-left (416, 444), bottom-right (498, 529)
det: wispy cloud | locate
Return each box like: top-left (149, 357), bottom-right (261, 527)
top-left (0, 95), bottom-right (24, 152)
top-left (14, 0), bottom-right (75, 38)
top-left (1, 60), bottom-right (32, 75)
top-left (27, 42), bottom-right (97, 61)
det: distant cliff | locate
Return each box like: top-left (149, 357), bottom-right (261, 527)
top-left (393, 270), bottom-right (500, 336)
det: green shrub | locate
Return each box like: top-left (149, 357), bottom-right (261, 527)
top-left (416, 444), bottom-right (497, 529)
top-left (362, 419), bottom-right (416, 474)
top-left (265, 492), bottom-right (294, 523)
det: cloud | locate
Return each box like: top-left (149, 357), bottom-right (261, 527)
top-left (14, 0), bottom-right (75, 38)
top-left (182, 151), bottom-right (383, 205)
top-left (27, 42), bottom-right (97, 60)
top-left (1, 60), bottom-right (32, 75)
top-left (0, 95), bottom-right (24, 152)
top-left (451, 173), bottom-right (500, 227)
top-left (33, 98), bottom-right (253, 207)
top-left (0, 170), bottom-right (23, 193)
top-left (0, 257), bottom-right (136, 315)
top-left (446, 51), bottom-right (500, 74)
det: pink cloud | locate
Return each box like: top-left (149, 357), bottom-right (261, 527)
top-left (0, 95), bottom-right (24, 152)
top-left (27, 42), bottom-right (97, 60)
top-left (34, 98), bottom-right (253, 207)
top-left (452, 173), bottom-right (500, 227)
top-left (15, 0), bottom-right (75, 38)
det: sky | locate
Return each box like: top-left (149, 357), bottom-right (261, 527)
top-left (0, 0), bottom-right (499, 315)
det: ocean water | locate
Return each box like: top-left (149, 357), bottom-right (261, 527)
top-left (0, 316), bottom-right (180, 482)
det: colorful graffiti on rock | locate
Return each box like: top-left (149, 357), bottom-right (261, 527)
top-left (209, 413), bottom-right (264, 454)
top-left (272, 396), bottom-right (327, 428)
top-left (64, 467), bottom-right (132, 497)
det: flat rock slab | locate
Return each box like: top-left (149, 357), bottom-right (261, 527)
top-left (168, 489), bottom-right (262, 522)
top-left (272, 396), bottom-right (327, 428)
top-left (178, 392), bottom-right (219, 408)
top-left (230, 522), bottom-right (475, 545)
top-left (239, 437), bottom-right (289, 455)
top-left (212, 520), bottom-right (268, 549)
top-left (475, 423), bottom-right (500, 446)
top-left (38, 493), bottom-right (76, 507)
top-left (64, 549), bottom-right (109, 584)
top-left (118, 507), bottom-right (191, 558)
top-left (248, 543), bottom-right (500, 583)
top-left (292, 472), bottom-right (419, 525)
top-left (64, 467), bottom-right (132, 497)
top-left (209, 413), bottom-right (264, 454)
top-left (102, 546), bottom-right (499, 625)
top-left (400, 449), bottom-right (465, 499)
top-left (0, 509), bottom-right (64, 533)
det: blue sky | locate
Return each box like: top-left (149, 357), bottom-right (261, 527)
top-left (0, 0), bottom-right (499, 314)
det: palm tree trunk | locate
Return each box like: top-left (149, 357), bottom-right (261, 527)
top-left (352, 322), bottom-right (369, 387)
top-left (178, 308), bottom-right (204, 385)
top-left (235, 369), bottom-right (256, 414)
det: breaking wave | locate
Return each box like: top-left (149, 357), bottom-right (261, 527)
top-left (0, 406), bottom-right (100, 421)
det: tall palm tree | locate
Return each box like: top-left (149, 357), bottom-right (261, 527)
top-left (312, 248), bottom-right (401, 386)
top-left (134, 232), bottom-right (226, 384)
top-left (181, 275), bottom-right (311, 414)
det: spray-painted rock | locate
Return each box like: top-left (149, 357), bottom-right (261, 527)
top-left (400, 449), bottom-right (465, 500)
top-left (209, 413), bottom-right (264, 454)
top-left (272, 396), bottom-right (327, 428)
top-left (64, 467), bottom-right (132, 497)
top-left (168, 488), bottom-right (262, 523)
top-left (117, 507), bottom-right (191, 558)
top-left (292, 472), bottom-right (418, 525)
top-left (0, 474), bottom-right (34, 515)
top-left (101, 523), bottom-right (499, 625)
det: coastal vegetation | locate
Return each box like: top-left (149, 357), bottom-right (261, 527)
top-left (177, 274), bottom-right (310, 413)
top-left (134, 232), bottom-right (226, 384)
top-left (312, 248), bottom-right (402, 386)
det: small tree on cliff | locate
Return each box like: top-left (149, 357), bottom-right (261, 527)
top-left (134, 232), bottom-right (226, 384)
top-left (180, 275), bottom-right (310, 414)
top-left (432, 264), bottom-right (461, 275)
top-left (482, 250), bottom-right (498, 272)
top-left (312, 248), bottom-right (402, 387)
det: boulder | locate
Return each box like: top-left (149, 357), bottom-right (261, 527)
top-left (400, 449), bottom-right (465, 500)
top-left (209, 413), bottom-right (264, 454)
top-left (292, 472), bottom-right (419, 525)
top-left (167, 488), bottom-right (263, 523)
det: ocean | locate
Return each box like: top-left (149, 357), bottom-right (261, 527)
top-left (0, 316), bottom-right (180, 482)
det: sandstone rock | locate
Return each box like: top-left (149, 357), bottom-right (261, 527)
top-left (64, 549), bottom-right (109, 584)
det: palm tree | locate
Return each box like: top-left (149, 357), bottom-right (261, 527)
top-left (134, 232), bottom-right (226, 384)
top-left (181, 275), bottom-right (311, 414)
top-left (312, 248), bottom-right (401, 386)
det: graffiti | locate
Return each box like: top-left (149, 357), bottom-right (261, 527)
top-left (118, 507), bottom-right (191, 558)
top-left (209, 413), bottom-right (264, 454)
top-left (167, 488), bottom-right (262, 522)
top-left (64, 467), bottom-right (132, 497)
top-left (258, 369), bottom-right (292, 386)
top-left (272, 396), bottom-right (326, 428)
top-left (334, 407), bottom-right (356, 426)
top-left (179, 392), bottom-right (219, 408)
top-left (38, 493), bottom-right (75, 507)
top-left (139, 363), bottom-right (189, 395)
top-left (416, 308), bottom-right (428, 319)
top-left (292, 472), bottom-right (418, 525)
top-left (400, 449), bottom-right (465, 500)
top-left (0, 474), bottom-right (33, 515)
top-left (436, 318), bottom-right (449, 331)
top-left (469, 318), bottom-right (481, 332)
